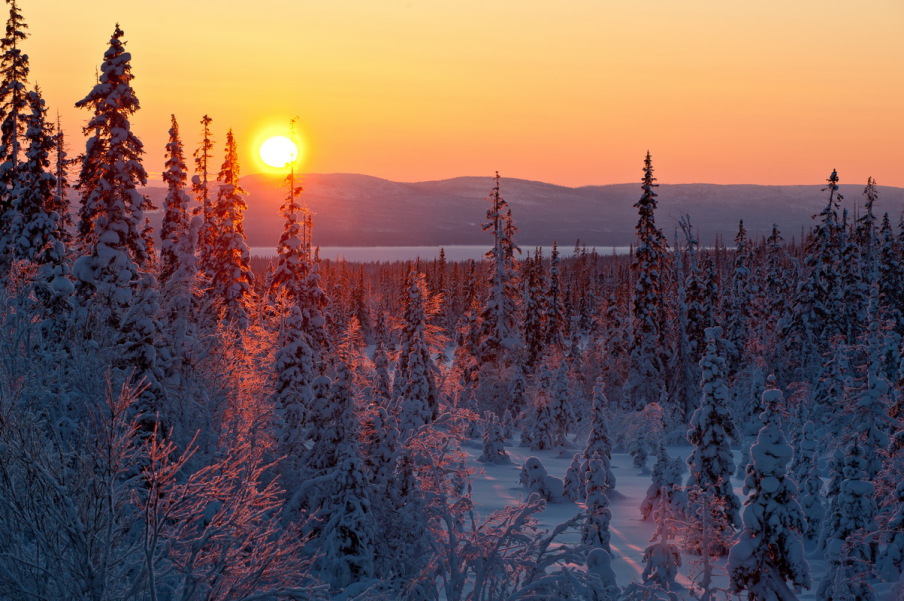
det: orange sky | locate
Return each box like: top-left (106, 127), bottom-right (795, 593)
top-left (25, 0), bottom-right (904, 188)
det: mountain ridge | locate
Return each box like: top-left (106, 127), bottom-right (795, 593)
top-left (141, 174), bottom-right (904, 248)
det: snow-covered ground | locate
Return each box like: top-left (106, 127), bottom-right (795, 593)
top-left (461, 439), bottom-right (900, 601)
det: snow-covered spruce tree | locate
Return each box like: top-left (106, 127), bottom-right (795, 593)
top-left (818, 442), bottom-right (878, 569)
top-left (548, 361), bottom-right (575, 447)
top-left (686, 326), bottom-right (741, 535)
top-left (728, 377), bottom-right (811, 601)
top-left (678, 214), bottom-right (706, 365)
top-left (848, 290), bottom-right (893, 481)
top-left (75, 26), bottom-right (156, 269)
top-left (377, 449), bottom-right (431, 583)
top-left (673, 215), bottom-right (699, 422)
top-left (451, 261), bottom-right (481, 406)
top-left (267, 135), bottom-right (307, 305)
top-left (809, 337), bottom-right (852, 453)
top-left (337, 315), bottom-right (367, 386)
top-left (158, 114), bottom-right (191, 285)
top-left (395, 270), bottom-right (442, 437)
top-left (797, 466), bottom-right (826, 547)
top-left (625, 151), bottom-right (671, 409)
top-left (371, 339), bottom-right (391, 402)
top-left (192, 113), bottom-right (215, 276)
top-left (788, 420), bottom-right (818, 489)
top-left (601, 290), bottom-right (631, 409)
top-left (877, 213), bottom-right (904, 339)
top-left (761, 225), bottom-right (792, 366)
top-left (723, 220), bottom-right (752, 378)
top-left (399, 338), bottom-right (438, 432)
top-left (837, 210), bottom-right (869, 343)
top-left (478, 412), bottom-right (510, 464)
top-left (273, 305), bottom-right (316, 492)
top-left (74, 24), bottom-right (152, 267)
top-left (700, 253), bottom-right (721, 326)
top-left (156, 116), bottom-right (201, 392)
top-left (581, 377), bottom-right (616, 492)
top-left (789, 421), bottom-right (824, 543)
top-left (297, 374), bottom-right (338, 497)
top-left (821, 534), bottom-right (877, 601)
top-left (8, 88), bottom-right (71, 314)
top-left (522, 247), bottom-right (548, 370)
top-left (624, 401), bottom-right (665, 473)
top-left (348, 267), bottom-right (372, 341)
top-left (50, 114), bottom-right (73, 244)
top-left (475, 171), bottom-right (521, 369)
top-left (501, 406), bottom-right (516, 439)
top-left (546, 240), bottom-right (568, 354)
top-left (208, 129), bottom-right (254, 328)
top-left (508, 363), bottom-right (528, 417)
top-left (0, 0), bottom-right (29, 269)
top-left (158, 219), bottom-right (199, 394)
top-left (315, 361), bottom-right (377, 589)
top-left (72, 25), bottom-right (164, 422)
top-left (563, 453), bottom-right (585, 502)
top-left (641, 486), bottom-right (681, 591)
top-left (641, 443), bottom-right (680, 521)
top-left (786, 170), bottom-right (844, 376)
top-left (362, 404), bottom-right (400, 492)
top-left (855, 177), bottom-right (879, 276)
top-left (298, 230), bottom-right (330, 370)
top-left (582, 456), bottom-right (613, 553)
top-left (567, 311), bottom-right (584, 369)
top-left (527, 386), bottom-right (556, 451)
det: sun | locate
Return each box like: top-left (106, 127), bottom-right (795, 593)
top-left (260, 136), bottom-right (298, 168)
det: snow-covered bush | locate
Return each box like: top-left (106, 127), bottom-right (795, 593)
top-left (520, 456), bottom-right (563, 503)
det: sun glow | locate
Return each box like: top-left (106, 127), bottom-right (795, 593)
top-left (260, 136), bottom-right (298, 169)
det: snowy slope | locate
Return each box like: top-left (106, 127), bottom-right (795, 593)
top-left (461, 439), bottom-right (900, 601)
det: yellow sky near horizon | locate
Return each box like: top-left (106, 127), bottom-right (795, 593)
top-left (23, 0), bottom-right (904, 190)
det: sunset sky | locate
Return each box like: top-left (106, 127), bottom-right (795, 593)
top-left (26, 0), bottom-right (904, 188)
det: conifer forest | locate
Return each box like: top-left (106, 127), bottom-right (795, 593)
top-left (0, 4), bottom-right (901, 601)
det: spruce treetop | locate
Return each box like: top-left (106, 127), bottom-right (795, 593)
top-left (75, 24), bottom-right (151, 266)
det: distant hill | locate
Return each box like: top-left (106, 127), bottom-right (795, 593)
top-left (142, 174), bottom-right (904, 248)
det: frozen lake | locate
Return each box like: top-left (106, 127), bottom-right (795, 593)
top-left (251, 245), bottom-right (632, 262)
